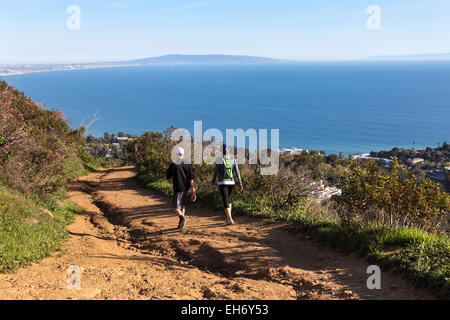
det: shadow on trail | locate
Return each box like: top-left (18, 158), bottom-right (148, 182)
top-left (91, 167), bottom-right (430, 300)
top-left (68, 231), bottom-right (115, 242)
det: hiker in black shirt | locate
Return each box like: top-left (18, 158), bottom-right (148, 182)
top-left (165, 147), bottom-right (196, 230)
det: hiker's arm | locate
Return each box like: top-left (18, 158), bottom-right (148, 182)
top-left (189, 164), bottom-right (195, 181)
top-left (211, 164), bottom-right (218, 185)
top-left (189, 165), bottom-right (196, 193)
top-left (189, 179), bottom-right (197, 202)
top-left (165, 163), bottom-right (173, 181)
top-left (234, 160), bottom-right (243, 191)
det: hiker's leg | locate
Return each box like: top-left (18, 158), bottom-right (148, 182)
top-left (173, 192), bottom-right (184, 216)
top-left (220, 185), bottom-right (233, 220)
top-left (174, 192), bottom-right (187, 229)
top-left (178, 192), bottom-right (188, 229)
top-left (181, 191), bottom-right (187, 216)
top-left (225, 207), bottom-right (234, 220)
top-left (226, 186), bottom-right (234, 220)
top-left (228, 186), bottom-right (234, 216)
top-left (219, 186), bottom-right (230, 219)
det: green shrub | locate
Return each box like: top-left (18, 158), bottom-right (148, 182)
top-left (0, 80), bottom-right (85, 194)
top-left (333, 159), bottom-right (450, 232)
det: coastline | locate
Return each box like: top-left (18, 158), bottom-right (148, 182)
top-left (2, 64), bottom-right (448, 157)
top-left (0, 64), bottom-right (142, 77)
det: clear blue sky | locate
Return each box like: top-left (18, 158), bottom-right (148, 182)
top-left (1, 0), bottom-right (449, 63)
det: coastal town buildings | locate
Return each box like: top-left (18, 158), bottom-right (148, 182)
top-left (280, 147), bottom-right (305, 155)
top-left (311, 180), bottom-right (342, 201)
top-left (425, 169), bottom-right (448, 183)
top-left (351, 154), bottom-right (392, 167)
top-left (408, 158), bottom-right (425, 165)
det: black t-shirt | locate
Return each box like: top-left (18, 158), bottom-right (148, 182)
top-left (166, 160), bottom-right (194, 192)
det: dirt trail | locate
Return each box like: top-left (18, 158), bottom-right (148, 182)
top-left (0, 167), bottom-right (433, 300)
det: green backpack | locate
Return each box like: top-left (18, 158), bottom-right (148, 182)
top-left (223, 157), bottom-right (234, 180)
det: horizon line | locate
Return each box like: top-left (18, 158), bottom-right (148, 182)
top-left (2, 52), bottom-right (450, 66)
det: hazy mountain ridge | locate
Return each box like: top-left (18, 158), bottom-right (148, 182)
top-left (111, 54), bottom-right (289, 65)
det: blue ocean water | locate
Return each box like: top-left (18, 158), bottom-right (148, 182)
top-left (3, 62), bottom-right (450, 155)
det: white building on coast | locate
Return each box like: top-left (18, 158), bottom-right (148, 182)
top-left (280, 147), bottom-right (306, 155)
top-left (352, 153), bottom-right (392, 167)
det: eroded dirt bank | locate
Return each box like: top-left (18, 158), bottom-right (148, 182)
top-left (0, 167), bottom-right (432, 300)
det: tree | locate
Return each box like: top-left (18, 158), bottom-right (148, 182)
top-left (86, 135), bottom-right (96, 143)
top-left (126, 130), bottom-right (173, 177)
top-left (103, 132), bottom-right (111, 142)
top-left (242, 164), bottom-right (312, 214)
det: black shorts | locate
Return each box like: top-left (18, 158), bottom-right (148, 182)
top-left (219, 185), bottom-right (234, 208)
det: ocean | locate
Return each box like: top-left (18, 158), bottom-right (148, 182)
top-left (3, 62), bottom-right (450, 155)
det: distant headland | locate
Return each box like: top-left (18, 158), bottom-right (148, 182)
top-left (0, 54), bottom-right (291, 76)
top-left (368, 52), bottom-right (450, 61)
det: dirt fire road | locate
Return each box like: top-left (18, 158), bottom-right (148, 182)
top-left (0, 167), bottom-right (432, 300)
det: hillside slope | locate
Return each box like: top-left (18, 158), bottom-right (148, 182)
top-left (0, 80), bottom-right (95, 272)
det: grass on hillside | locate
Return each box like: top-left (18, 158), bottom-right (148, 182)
top-left (0, 185), bottom-right (85, 273)
top-left (64, 151), bottom-right (101, 181)
top-left (0, 151), bottom-right (124, 274)
top-left (137, 173), bottom-right (450, 298)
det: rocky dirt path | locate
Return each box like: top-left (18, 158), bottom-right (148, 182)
top-left (0, 167), bottom-right (433, 300)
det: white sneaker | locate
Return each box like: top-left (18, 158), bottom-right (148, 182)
top-left (226, 218), bottom-right (235, 226)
